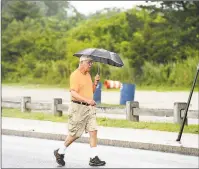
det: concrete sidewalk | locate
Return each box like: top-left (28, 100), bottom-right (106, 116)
top-left (2, 117), bottom-right (199, 156)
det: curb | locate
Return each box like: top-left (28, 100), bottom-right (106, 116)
top-left (2, 129), bottom-right (198, 156)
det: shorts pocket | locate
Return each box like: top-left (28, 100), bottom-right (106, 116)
top-left (68, 104), bottom-right (79, 119)
top-left (68, 120), bottom-right (83, 137)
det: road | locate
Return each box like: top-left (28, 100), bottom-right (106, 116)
top-left (2, 85), bottom-right (198, 109)
top-left (2, 135), bottom-right (198, 168)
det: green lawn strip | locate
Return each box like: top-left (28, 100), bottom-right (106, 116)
top-left (2, 83), bottom-right (69, 89)
top-left (2, 108), bottom-right (198, 134)
top-left (97, 117), bottom-right (198, 134)
top-left (2, 108), bottom-right (68, 123)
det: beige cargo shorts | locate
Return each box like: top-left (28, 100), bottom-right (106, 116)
top-left (67, 102), bottom-right (98, 137)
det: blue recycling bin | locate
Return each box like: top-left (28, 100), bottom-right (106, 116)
top-left (120, 83), bottom-right (135, 105)
top-left (94, 82), bottom-right (102, 104)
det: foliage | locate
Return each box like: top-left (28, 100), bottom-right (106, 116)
top-left (2, 1), bottom-right (199, 87)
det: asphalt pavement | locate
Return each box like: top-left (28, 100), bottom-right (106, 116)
top-left (2, 135), bottom-right (198, 168)
top-left (2, 117), bottom-right (199, 156)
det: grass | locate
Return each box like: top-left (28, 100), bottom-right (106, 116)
top-left (2, 108), bottom-right (199, 134)
top-left (135, 85), bottom-right (194, 92)
top-left (2, 83), bottom-right (69, 89)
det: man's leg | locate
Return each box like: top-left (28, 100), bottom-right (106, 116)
top-left (88, 130), bottom-right (106, 166)
top-left (86, 106), bottom-right (106, 166)
top-left (89, 130), bottom-right (98, 159)
top-left (54, 103), bottom-right (86, 166)
top-left (89, 130), bottom-right (97, 147)
top-left (54, 134), bottom-right (78, 166)
top-left (58, 134), bottom-right (79, 154)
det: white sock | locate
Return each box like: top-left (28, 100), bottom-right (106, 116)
top-left (58, 144), bottom-right (67, 154)
top-left (90, 147), bottom-right (98, 158)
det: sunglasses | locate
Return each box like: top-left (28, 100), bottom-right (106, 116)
top-left (86, 61), bottom-right (94, 65)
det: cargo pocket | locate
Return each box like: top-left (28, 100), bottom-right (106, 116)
top-left (68, 104), bottom-right (79, 120)
top-left (68, 120), bottom-right (78, 136)
top-left (68, 103), bottom-right (83, 137)
top-left (90, 106), bottom-right (96, 116)
top-left (68, 120), bottom-right (84, 137)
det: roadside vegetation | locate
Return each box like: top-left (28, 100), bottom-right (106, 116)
top-left (2, 1), bottom-right (199, 90)
top-left (2, 108), bottom-right (198, 134)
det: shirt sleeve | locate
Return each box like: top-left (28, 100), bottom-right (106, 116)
top-left (70, 73), bottom-right (79, 92)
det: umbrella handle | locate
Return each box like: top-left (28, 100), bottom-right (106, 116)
top-left (95, 64), bottom-right (100, 85)
top-left (97, 63), bottom-right (100, 75)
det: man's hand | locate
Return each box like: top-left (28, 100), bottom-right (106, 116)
top-left (94, 74), bottom-right (100, 86)
top-left (86, 99), bottom-right (96, 106)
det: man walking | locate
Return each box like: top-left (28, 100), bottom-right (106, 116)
top-left (54, 55), bottom-right (106, 167)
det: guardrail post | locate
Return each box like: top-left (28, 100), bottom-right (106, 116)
top-left (21, 96), bottom-right (31, 112)
top-left (174, 102), bottom-right (188, 125)
top-left (126, 101), bottom-right (131, 120)
top-left (132, 101), bottom-right (139, 122)
top-left (52, 98), bottom-right (62, 116)
top-left (126, 101), bottom-right (139, 122)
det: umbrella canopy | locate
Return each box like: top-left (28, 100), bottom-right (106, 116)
top-left (73, 48), bottom-right (124, 67)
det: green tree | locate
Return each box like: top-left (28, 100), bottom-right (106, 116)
top-left (7, 0), bottom-right (41, 21)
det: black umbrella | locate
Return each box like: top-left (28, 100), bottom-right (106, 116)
top-left (73, 48), bottom-right (124, 70)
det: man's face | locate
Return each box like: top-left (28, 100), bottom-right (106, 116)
top-left (83, 60), bottom-right (93, 72)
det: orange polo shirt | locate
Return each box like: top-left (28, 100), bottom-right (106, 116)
top-left (70, 69), bottom-right (93, 101)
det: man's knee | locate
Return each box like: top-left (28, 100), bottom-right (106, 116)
top-left (67, 134), bottom-right (79, 141)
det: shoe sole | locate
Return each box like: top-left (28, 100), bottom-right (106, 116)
top-left (54, 150), bottom-right (65, 166)
top-left (89, 162), bottom-right (106, 166)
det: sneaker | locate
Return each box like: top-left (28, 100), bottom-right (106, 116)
top-left (89, 156), bottom-right (106, 166)
top-left (54, 149), bottom-right (65, 166)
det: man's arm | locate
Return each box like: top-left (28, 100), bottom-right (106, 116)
top-left (93, 74), bottom-right (100, 93)
top-left (69, 73), bottom-right (86, 102)
top-left (93, 82), bottom-right (98, 93)
top-left (71, 90), bottom-right (96, 106)
top-left (70, 90), bottom-right (88, 103)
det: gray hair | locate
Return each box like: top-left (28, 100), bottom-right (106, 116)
top-left (80, 55), bottom-right (93, 62)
